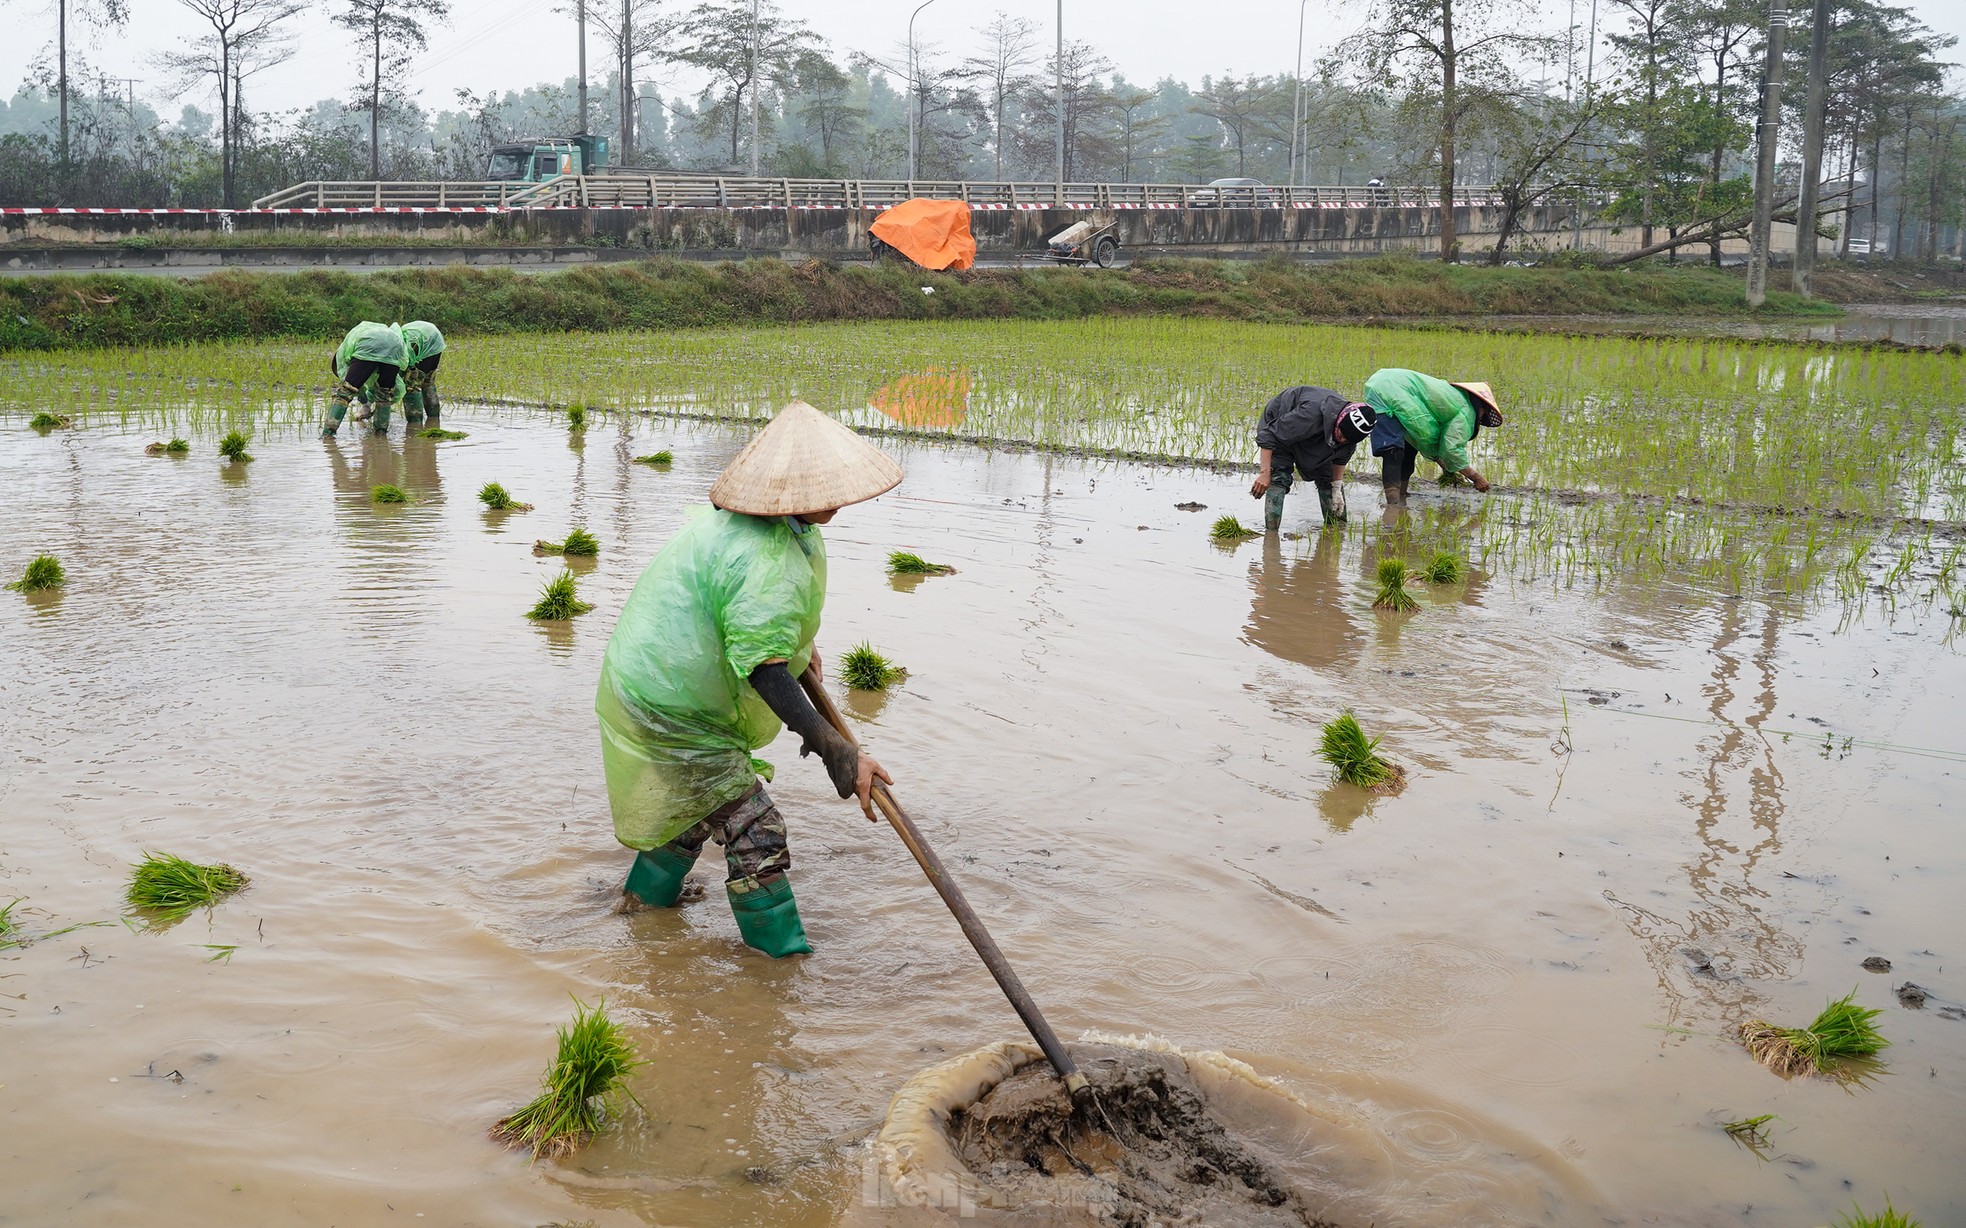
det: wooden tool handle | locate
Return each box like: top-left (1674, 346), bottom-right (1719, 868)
top-left (800, 663), bottom-right (1086, 1094)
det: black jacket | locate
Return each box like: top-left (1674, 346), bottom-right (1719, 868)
top-left (1255, 385), bottom-right (1357, 475)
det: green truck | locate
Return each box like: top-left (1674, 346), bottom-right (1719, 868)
top-left (484, 135), bottom-right (612, 183)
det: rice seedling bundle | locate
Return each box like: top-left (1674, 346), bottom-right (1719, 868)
top-left (535, 528), bottom-right (599, 557)
top-left (491, 998), bottom-right (643, 1159)
top-left (1373, 558), bottom-right (1420, 612)
top-left (528, 569), bottom-right (593, 620)
top-left (7, 554), bottom-right (65, 592)
top-left (887, 551), bottom-right (956, 575)
top-left (1210, 515), bottom-right (1258, 542)
top-left (144, 438), bottom-right (190, 455)
top-left (840, 642), bottom-right (904, 690)
top-left (29, 411), bottom-right (72, 429)
top-left (1833, 1197), bottom-right (1921, 1228)
top-left (418, 427), bottom-right (468, 440)
top-left (633, 451), bottom-right (673, 465)
top-left (372, 484), bottom-right (409, 504)
top-left (1419, 551), bottom-right (1465, 584)
top-left (217, 429), bottom-right (252, 462)
top-left (1740, 988), bottom-right (1888, 1077)
top-left (1318, 711), bottom-right (1404, 792)
top-left (566, 404), bottom-right (588, 430)
top-left (125, 852), bottom-right (249, 924)
top-left (478, 481), bottom-right (531, 511)
top-left (0, 899), bottom-right (19, 950)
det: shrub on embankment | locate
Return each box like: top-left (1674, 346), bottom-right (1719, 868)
top-left (0, 255), bottom-right (1836, 351)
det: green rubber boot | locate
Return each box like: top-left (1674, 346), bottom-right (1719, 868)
top-left (728, 876), bottom-right (811, 958)
top-left (1263, 481), bottom-right (1288, 532)
top-left (320, 380), bottom-right (359, 438)
top-left (623, 844), bottom-right (699, 908)
top-left (402, 389), bottom-right (426, 424)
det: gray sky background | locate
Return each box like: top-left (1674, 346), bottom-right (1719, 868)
top-left (6, 0), bottom-right (1962, 131)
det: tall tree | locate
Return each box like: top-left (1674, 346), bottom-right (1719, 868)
top-left (1348, 0), bottom-right (1556, 260)
top-left (955, 12), bottom-right (1038, 179)
top-left (1191, 74), bottom-right (1287, 176)
top-left (1012, 39), bottom-right (1111, 179)
top-left (671, 0), bottom-right (819, 167)
top-left (333, 0), bottom-right (450, 179)
top-left (570, 0), bottom-right (671, 162)
top-left (1110, 86), bottom-right (1168, 182)
top-left (159, 0), bottom-right (302, 206)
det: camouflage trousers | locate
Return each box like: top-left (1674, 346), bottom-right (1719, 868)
top-left (665, 784), bottom-right (791, 895)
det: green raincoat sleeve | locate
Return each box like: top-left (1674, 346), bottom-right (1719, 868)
top-left (1363, 368), bottom-right (1478, 473)
top-left (595, 508), bottom-right (826, 850)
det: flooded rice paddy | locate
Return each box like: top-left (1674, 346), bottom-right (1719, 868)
top-left (3, 319), bottom-right (1964, 1227)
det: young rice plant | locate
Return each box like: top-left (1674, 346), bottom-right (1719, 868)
top-left (1832, 1198), bottom-right (1921, 1228)
top-left (218, 429), bottom-right (253, 463)
top-left (1373, 558), bottom-right (1420, 612)
top-left (7, 554), bottom-right (64, 592)
top-left (528, 569), bottom-right (593, 620)
top-left (536, 528), bottom-right (599, 557)
top-left (29, 411), bottom-right (72, 429)
top-left (491, 998), bottom-right (643, 1159)
top-left (478, 481), bottom-right (532, 511)
top-left (145, 438), bottom-right (191, 455)
top-left (840, 642), bottom-right (904, 691)
top-left (633, 450), bottom-right (673, 466)
top-left (1211, 514), bottom-right (1258, 542)
top-left (1319, 711), bottom-right (1403, 791)
top-left (888, 551), bottom-right (956, 575)
top-left (1419, 551), bottom-right (1465, 584)
top-left (418, 427), bottom-right (468, 440)
top-left (372, 484), bottom-right (409, 504)
top-left (1740, 988), bottom-right (1889, 1078)
top-left (125, 852), bottom-right (249, 924)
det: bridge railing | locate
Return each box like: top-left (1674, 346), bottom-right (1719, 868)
top-left (256, 176), bottom-right (1526, 211)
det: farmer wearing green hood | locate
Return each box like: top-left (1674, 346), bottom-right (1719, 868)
top-left (321, 320), bottom-right (407, 438)
top-left (1363, 369), bottom-right (1504, 507)
top-left (397, 320), bottom-right (447, 425)
top-left (597, 401), bottom-right (901, 958)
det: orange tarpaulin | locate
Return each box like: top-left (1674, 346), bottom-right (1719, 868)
top-left (869, 199), bottom-right (976, 271)
top-left (870, 368), bottom-right (971, 428)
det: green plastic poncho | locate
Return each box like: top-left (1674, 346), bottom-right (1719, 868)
top-left (399, 320), bottom-right (446, 366)
top-left (597, 507), bottom-right (827, 850)
top-left (1363, 368), bottom-right (1480, 474)
top-left (333, 320), bottom-right (408, 388)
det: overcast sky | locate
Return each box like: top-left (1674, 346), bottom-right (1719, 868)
top-left (7, 0), bottom-right (1963, 131)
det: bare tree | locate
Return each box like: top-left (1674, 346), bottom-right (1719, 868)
top-left (1110, 87), bottom-right (1168, 181)
top-left (1347, 0), bottom-right (1556, 260)
top-left (159, 0), bottom-right (302, 206)
top-left (1191, 74), bottom-right (1285, 176)
top-left (671, 0), bottom-right (820, 167)
top-left (955, 12), bottom-right (1038, 179)
top-left (333, 0), bottom-right (450, 179)
top-left (1012, 39), bottom-right (1112, 179)
top-left (567, 0), bottom-right (673, 161)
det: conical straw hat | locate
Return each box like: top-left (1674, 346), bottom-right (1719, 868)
top-left (1450, 380), bottom-right (1500, 415)
top-left (709, 401), bottom-right (904, 516)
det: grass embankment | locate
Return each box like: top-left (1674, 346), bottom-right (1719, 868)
top-left (0, 255), bottom-right (1836, 351)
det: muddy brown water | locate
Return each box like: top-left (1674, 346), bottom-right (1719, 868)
top-left (2, 410), bottom-right (1963, 1227)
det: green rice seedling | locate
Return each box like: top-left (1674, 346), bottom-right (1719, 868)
top-left (1318, 711), bottom-right (1404, 791)
top-left (528, 569), bottom-right (594, 620)
top-left (29, 411), bottom-right (72, 429)
top-left (1419, 551), bottom-right (1465, 584)
top-left (840, 641), bottom-right (904, 690)
top-left (1832, 1198), bottom-right (1921, 1228)
top-left (144, 437), bottom-right (191, 455)
top-left (566, 404), bottom-right (588, 431)
top-left (535, 528), bottom-right (599, 557)
top-left (7, 554), bottom-right (65, 592)
top-left (491, 998), bottom-right (643, 1160)
top-left (1721, 1113), bottom-right (1775, 1139)
top-left (418, 427), bottom-right (468, 440)
top-left (633, 450), bottom-right (673, 465)
top-left (217, 429), bottom-right (252, 463)
top-left (372, 484), bottom-right (409, 504)
top-left (165, 437), bottom-right (190, 453)
top-left (1210, 514), bottom-right (1258, 542)
top-left (0, 899), bottom-right (20, 950)
top-left (125, 852), bottom-right (249, 925)
top-left (1373, 558), bottom-right (1420, 612)
top-left (1740, 988), bottom-right (1889, 1077)
top-left (888, 551), bottom-right (956, 576)
top-left (478, 481), bottom-right (532, 511)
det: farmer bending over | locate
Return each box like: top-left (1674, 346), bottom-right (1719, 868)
top-left (1364, 369), bottom-right (1504, 507)
top-left (1249, 387), bottom-right (1375, 532)
top-left (398, 320), bottom-right (446, 426)
top-left (320, 320), bottom-right (406, 439)
top-left (596, 402), bottom-right (898, 957)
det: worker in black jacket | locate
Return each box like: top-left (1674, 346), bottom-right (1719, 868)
top-left (1249, 387), bottom-right (1376, 532)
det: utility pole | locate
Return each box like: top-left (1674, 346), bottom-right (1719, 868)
top-left (577, 0), bottom-right (589, 134)
top-left (1290, 0), bottom-right (1307, 186)
top-left (621, 0), bottom-right (634, 161)
top-left (1746, 0), bottom-right (1790, 307)
top-left (57, 0), bottom-right (68, 166)
top-left (1054, 0), bottom-right (1064, 205)
top-left (1792, 0), bottom-right (1833, 297)
top-left (907, 0), bottom-right (939, 181)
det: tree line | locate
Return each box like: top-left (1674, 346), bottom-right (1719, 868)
top-left (2, 0), bottom-right (1960, 264)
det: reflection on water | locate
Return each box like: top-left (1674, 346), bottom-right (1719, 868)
top-left (2, 414), bottom-right (1962, 1228)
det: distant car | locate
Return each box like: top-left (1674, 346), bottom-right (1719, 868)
top-left (1845, 238), bottom-right (1886, 256)
top-left (1187, 177), bottom-right (1267, 208)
